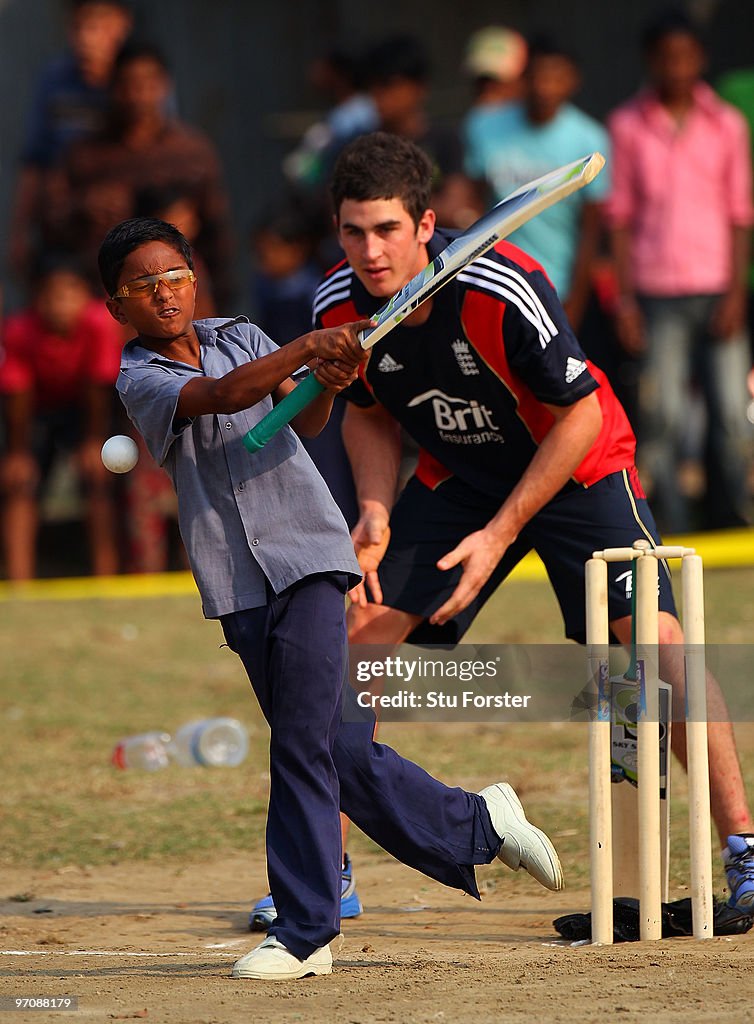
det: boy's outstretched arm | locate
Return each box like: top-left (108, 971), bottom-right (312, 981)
top-left (175, 321), bottom-right (371, 423)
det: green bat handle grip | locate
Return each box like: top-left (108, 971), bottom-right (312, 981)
top-left (242, 372), bottom-right (325, 452)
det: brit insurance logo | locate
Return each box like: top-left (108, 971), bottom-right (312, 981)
top-left (407, 389), bottom-right (503, 446)
top-left (452, 339), bottom-right (479, 376)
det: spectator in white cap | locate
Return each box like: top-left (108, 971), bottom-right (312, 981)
top-left (463, 25), bottom-right (528, 109)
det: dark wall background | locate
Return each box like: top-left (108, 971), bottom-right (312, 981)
top-left (1, 0), bottom-right (750, 309)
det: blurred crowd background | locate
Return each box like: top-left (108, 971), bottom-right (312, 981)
top-left (0, 0), bottom-right (753, 580)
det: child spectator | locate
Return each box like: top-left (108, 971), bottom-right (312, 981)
top-left (251, 200), bottom-right (358, 527)
top-left (0, 256), bottom-right (121, 579)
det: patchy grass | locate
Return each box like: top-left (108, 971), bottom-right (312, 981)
top-left (1, 568), bottom-right (753, 903)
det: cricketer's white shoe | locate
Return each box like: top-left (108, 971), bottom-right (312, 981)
top-left (231, 935), bottom-right (332, 980)
top-left (480, 782), bottom-right (564, 891)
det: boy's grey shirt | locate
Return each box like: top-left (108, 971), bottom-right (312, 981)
top-left (116, 316), bottom-right (361, 618)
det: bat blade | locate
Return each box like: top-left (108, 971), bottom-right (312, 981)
top-left (243, 151), bottom-right (605, 453)
top-left (358, 151), bottom-right (605, 350)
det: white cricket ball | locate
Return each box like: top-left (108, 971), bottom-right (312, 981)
top-left (101, 434), bottom-right (139, 474)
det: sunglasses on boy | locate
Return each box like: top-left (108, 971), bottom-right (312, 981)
top-left (112, 268), bottom-right (196, 299)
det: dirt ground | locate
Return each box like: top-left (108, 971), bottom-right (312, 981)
top-left (1, 852), bottom-right (753, 1024)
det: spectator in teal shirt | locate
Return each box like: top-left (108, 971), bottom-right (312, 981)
top-left (464, 36), bottom-right (609, 330)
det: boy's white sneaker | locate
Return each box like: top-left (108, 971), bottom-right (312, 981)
top-left (231, 936), bottom-right (332, 980)
top-left (480, 782), bottom-right (564, 891)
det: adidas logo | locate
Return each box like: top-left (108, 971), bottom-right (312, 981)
top-left (565, 356), bottom-right (587, 383)
top-left (377, 353), bottom-right (404, 372)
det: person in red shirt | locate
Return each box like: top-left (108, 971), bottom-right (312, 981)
top-left (0, 258), bottom-right (121, 579)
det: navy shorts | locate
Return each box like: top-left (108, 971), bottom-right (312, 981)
top-left (376, 469), bottom-right (677, 644)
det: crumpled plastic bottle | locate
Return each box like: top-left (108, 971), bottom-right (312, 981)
top-left (111, 731), bottom-right (172, 771)
top-left (168, 718), bottom-right (249, 767)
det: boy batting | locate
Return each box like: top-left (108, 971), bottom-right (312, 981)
top-left (99, 215), bottom-right (563, 981)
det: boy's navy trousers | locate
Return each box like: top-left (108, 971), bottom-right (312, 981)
top-left (221, 573), bottom-right (501, 959)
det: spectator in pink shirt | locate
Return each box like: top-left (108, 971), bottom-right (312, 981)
top-left (605, 8), bottom-right (753, 532)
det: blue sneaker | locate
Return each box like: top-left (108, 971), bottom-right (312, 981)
top-left (248, 853), bottom-right (363, 932)
top-left (724, 834), bottom-right (754, 912)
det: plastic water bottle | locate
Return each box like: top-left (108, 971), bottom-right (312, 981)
top-left (168, 718), bottom-right (249, 767)
top-left (112, 731), bottom-right (172, 771)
